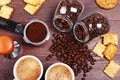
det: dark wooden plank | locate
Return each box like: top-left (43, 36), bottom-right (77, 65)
top-left (0, 0), bottom-right (120, 80)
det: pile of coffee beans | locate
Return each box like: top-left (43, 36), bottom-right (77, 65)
top-left (46, 32), bottom-right (96, 80)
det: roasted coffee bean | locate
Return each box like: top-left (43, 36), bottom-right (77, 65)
top-left (47, 32), bottom-right (96, 80)
top-left (46, 54), bottom-right (53, 60)
top-left (83, 73), bottom-right (87, 77)
top-left (81, 77), bottom-right (86, 80)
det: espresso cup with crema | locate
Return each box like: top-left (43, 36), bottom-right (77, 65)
top-left (13, 55), bottom-right (43, 80)
top-left (45, 62), bottom-right (75, 80)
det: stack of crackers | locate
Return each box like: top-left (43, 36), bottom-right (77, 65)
top-left (0, 0), bottom-right (13, 19)
top-left (93, 33), bottom-right (120, 78)
top-left (24, 0), bottom-right (45, 15)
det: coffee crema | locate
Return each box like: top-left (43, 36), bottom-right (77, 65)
top-left (26, 22), bottom-right (47, 43)
top-left (47, 65), bottom-right (72, 80)
top-left (16, 58), bottom-right (41, 80)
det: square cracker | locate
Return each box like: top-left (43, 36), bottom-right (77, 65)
top-left (24, 0), bottom-right (45, 5)
top-left (93, 42), bottom-right (106, 58)
top-left (0, 0), bottom-right (11, 6)
top-left (0, 5), bottom-right (14, 19)
top-left (24, 4), bottom-right (41, 15)
top-left (104, 60), bottom-right (120, 78)
top-left (103, 33), bottom-right (118, 45)
top-left (103, 43), bottom-right (118, 60)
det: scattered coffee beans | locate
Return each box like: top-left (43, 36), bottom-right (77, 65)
top-left (46, 32), bottom-right (96, 80)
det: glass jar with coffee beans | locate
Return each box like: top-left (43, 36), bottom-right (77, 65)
top-left (73, 12), bottom-right (110, 43)
top-left (53, 0), bottom-right (84, 32)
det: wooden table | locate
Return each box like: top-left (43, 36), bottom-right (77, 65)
top-left (0, 0), bottom-right (120, 80)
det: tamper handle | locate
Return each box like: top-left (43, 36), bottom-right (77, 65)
top-left (0, 17), bottom-right (24, 35)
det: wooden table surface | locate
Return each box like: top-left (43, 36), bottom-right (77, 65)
top-left (0, 0), bottom-right (120, 80)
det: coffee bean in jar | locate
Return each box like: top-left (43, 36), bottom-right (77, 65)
top-left (53, 0), bottom-right (84, 32)
top-left (73, 12), bottom-right (110, 43)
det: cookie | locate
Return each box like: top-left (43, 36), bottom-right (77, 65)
top-left (95, 0), bottom-right (118, 9)
top-left (104, 60), bottom-right (120, 78)
top-left (103, 33), bottom-right (118, 46)
top-left (0, 0), bottom-right (11, 6)
top-left (24, 0), bottom-right (45, 5)
top-left (103, 43), bottom-right (118, 60)
top-left (0, 5), bottom-right (14, 19)
top-left (24, 4), bottom-right (41, 15)
top-left (93, 42), bottom-right (106, 58)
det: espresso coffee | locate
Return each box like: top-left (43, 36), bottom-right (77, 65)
top-left (16, 57), bottom-right (41, 80)
top-left (47, 65), bottom-right (72, 80)
top-left (26, 22), bottom-right (47, 43)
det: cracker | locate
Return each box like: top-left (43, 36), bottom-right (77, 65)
top-left (24, 4), bottom-right (40, 15)
top-left (103, 33), bottom-right (118, 46)
top-left (93, 42), bottom-right (106, 58)
top-left (95, 0), bottom-right (118, 9)
top-left (104, 60), bottom-right (120, 78)
top-left (0, 5), bottom-right (14, 19)
top-left (24, 0), bottom-right (45, 5)
top-left (0, 0), bottom-right (11, 6)
top-left (103, 44), bottom-right (118, 60)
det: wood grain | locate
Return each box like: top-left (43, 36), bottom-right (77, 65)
top-left (0, 0), bottom-right (120, 80)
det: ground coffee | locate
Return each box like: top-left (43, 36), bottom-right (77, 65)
top-left (26, 22), bottom-right (47, 43)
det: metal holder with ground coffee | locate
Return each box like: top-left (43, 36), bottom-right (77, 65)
top-left (73, 12), bottom-right (110, 43)
top-left (53, 0), bottom-right (84, 32)
top-left (0, 17), bottom-right (50, 46)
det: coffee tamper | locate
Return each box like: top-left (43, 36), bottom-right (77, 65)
top-left (0, 36), bottom-right (21, 58)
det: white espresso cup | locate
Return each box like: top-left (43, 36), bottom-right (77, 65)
top-left (13, 55), bottom-right (43, 80)
top-left (45, 62), bottom-right (75, 80)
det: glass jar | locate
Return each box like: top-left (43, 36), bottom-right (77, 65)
top-left (53, 0), bottom-right (84, 32)
top-left (73, 12), bottom-right (110, 43)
